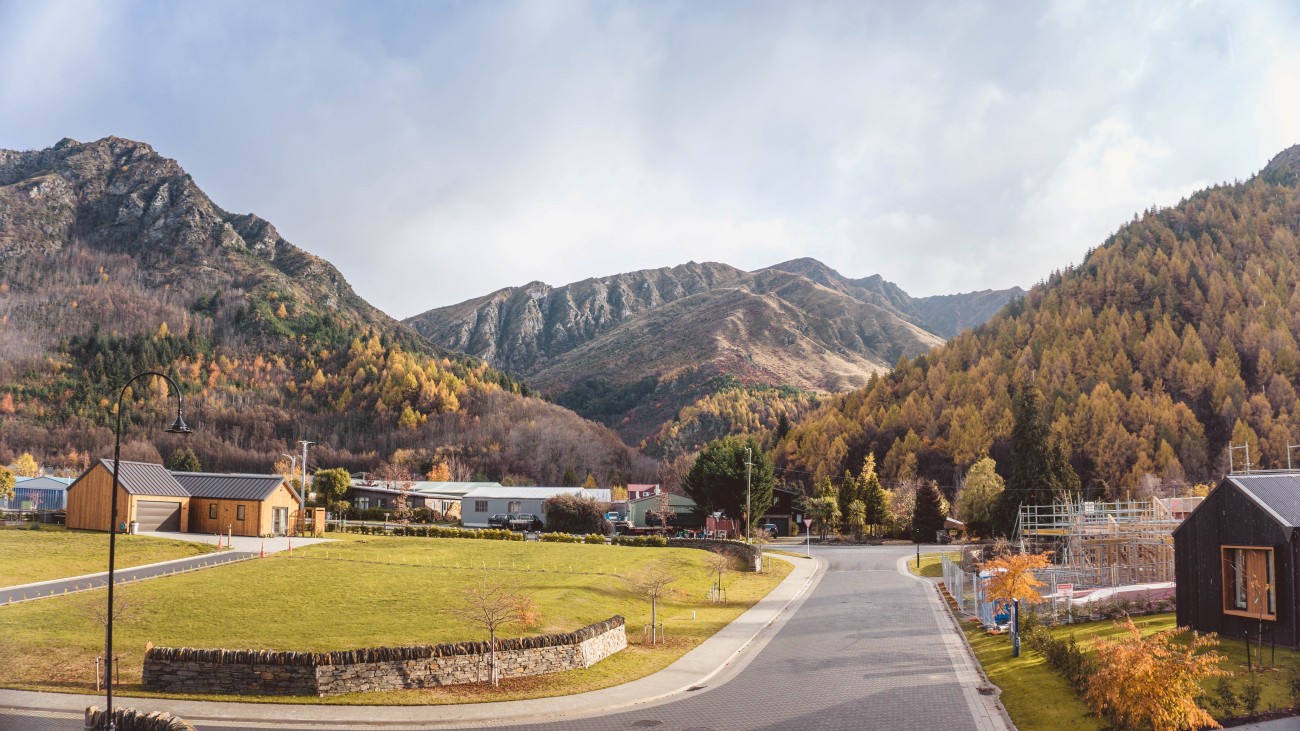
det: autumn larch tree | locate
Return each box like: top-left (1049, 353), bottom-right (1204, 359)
top-left (0, 466), bottom-right (14, 502)
top-left (11, 453), bottom-right (39, 478)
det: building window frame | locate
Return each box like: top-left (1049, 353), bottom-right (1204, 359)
top-left (356, 497), bottom-right (370, 510)
top-left (508, 500), bottom-right (522, 513)
top-left (236, 505), bottom-right (246, 521)
top-left (474, 499), bottom-right (489, 513)
top-left (1221, 545), bottom-right (1276, 620)
top-left (208, 503), bottom-right (218, 520)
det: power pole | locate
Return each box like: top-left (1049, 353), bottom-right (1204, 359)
top-left (745, 447), bottom-right (753, 545)
top-left (299, 440), bottom-right (313, 535)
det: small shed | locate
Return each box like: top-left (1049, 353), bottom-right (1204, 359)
top-left (628, 492), bottom-right (701, 530)
top-left (1173, 473), bottom-right (1300, 646)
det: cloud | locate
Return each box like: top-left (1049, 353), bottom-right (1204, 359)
top-left (1, 1), bottom-right (1298, 317)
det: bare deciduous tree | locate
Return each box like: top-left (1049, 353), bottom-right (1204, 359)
top-left (452, 572), bottom-right (539, 686)
top-left (625, 560), bottom-right (678, 644)
top-left (651, 491), bottom-right (676, 534)
top-left (706, 551), bottom-right (734, 603)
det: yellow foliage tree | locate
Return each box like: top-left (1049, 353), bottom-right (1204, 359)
top-left (581, 473), bottom-right (599, 489)
top-left (979, 551), bottom-right (1050, 606)
top-left (11, 452), bottom-right (40, 478)
top-left (1083, 618), bottom-right (1225, 731)
top-left (426, 462), bottom-right (452, 482)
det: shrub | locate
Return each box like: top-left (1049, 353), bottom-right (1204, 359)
top-left (583, 533), bottom-right (607, 544)
top-left (1241, 671), bottom-right (1263, 716)
top-left (611, 534), bottom-right (667, 547)
top-left (542, 494), bottom-right (611, 535)
top-left (1023, 626), bottom-right (1093, 690)
top-left (540, 532), bottom-right (581, 543)
top-left (1211, 676), bottom-right (1239, 717)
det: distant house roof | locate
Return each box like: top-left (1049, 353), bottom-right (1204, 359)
top-left (350, 480), bottom-right (496, 497)
top-left (90, 459), bottom-right (188, 497)
top-left (462, 486), bottom-right (589, 500)
top-left (1225, 474), bottom-right (1300, 528)
top-left (14, 476), bottom-right (72, 490)
top-left (174, 472), bottom-right (294, 502)
top-left (586, 488), bottom-right (613, 503)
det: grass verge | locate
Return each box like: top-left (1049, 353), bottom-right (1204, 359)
top-left (0, 526), bottom-right (217, 587)
top-left (959, 610), bottom-right (1300, 729)
top-left (0, 535), bottom-right (791, 704)
top-left (906, 551), bottom-right (962, 578)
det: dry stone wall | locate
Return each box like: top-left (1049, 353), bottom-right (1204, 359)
top-left (666, 537), bottom-right (761, 571)
top-left (142, 616), bottom-right (626, 697)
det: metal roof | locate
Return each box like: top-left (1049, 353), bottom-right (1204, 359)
top-left (13, 476), bottom-right (71, 490)
top-left (1226, 474), bottom-right (1300, 528)
top-left (350, 480), bottom-right (498, 497)
top-left (173, 472), bottom-right (292, 502)
top-left (462, 486), bottom-right (590, 500)
top-left (95, 459), bottom-right (188, 496)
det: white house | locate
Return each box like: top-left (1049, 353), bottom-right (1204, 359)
top-left (461, 486), bottom-right (608, 528)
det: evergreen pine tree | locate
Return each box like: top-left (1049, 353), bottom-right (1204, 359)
top-left (912, 480), bottom-right (946, 542)
top-left (166, 447), bottom-right (201, 472)
top-left (859, 455), bottom-right (888, 536)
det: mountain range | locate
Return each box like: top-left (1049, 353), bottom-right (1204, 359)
top-left (405, 259), bottom-right (1022, 446)
top-left (0, 137), bottom-right (654, 484)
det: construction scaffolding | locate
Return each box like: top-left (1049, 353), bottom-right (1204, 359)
top-left (1014, 498), bottom-right (1201, 589)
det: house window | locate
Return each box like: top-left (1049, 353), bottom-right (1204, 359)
top-left (1222, 546), bottom-right (1276, 620)
top-left (236, 505), bottom-right (246, 521)
top-left (208, 503), bottom-right (218, 519)
top-left (474, 500), bottom-right (489, 513)
top-left (508, 500), bottom-right (522, 513)
top-left (356, 497), bottom-right (370, 510)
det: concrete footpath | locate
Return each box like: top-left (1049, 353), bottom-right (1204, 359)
top-left (0, 551), bottom-right (823, 729)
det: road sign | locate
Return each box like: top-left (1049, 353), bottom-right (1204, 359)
top-left (803, 518), bottom-right (812, 528)
top-left (1057, 583), bottom-right (1074, 596)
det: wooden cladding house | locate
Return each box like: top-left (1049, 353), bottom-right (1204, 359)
top-left (66, 460), bottom-right (300, 537)
top-left (1174, 473), bottom-right (1300, 646)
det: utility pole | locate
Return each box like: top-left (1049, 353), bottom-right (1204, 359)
top-left (745, 447), bottom-right (753, 545)
top-left (299, 440), bottom-right (313, 536)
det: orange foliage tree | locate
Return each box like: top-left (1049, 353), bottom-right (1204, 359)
top-left (979, 551), bottom-right (1050, 606)
top-left (1083, 617), bottom-right (1225, 731)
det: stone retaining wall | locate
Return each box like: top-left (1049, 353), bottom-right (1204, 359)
top-left (85, 707), bottom-right (196, 731)
top-left (666, 538), bottom-right (762, 571)
top-left (142, 616), bottom-right (626, 697)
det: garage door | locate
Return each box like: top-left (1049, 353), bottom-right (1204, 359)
top-left (136, 500), bottom-right (182, 532)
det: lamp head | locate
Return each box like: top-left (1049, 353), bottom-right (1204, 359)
top-left (166, 411), bottom-right (192, 435)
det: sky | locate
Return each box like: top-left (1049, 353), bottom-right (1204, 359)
top-left (2, 1), bottom-right (1299, 319)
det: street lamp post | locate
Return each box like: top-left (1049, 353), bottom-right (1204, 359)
top-left (104, 371), bottom-right (191, 730)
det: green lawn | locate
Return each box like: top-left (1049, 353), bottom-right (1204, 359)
top-left (0, 535), bottom-right (790, 704)
top-left (0, 526), bottom-right (217, 587)
top-left (962, 613), bottom-right (1300, 730)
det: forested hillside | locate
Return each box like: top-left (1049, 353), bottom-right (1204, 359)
top-left (777, 145), bottom-right (1300, 499)
top-left (0, 137), bottom-right (655, 483)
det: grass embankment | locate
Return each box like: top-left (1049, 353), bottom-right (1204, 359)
top-left (906, 551), bottom-right (961, 578)
top-left (962, 613), bottom-right (1300, 730)
top-left (0, 535), bottom-right (790, 704)
top-left (0, 526), bottom-right (217, 587)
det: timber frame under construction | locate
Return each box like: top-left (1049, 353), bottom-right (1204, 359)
top-left (1015, 498), bottom-right (1202, 588)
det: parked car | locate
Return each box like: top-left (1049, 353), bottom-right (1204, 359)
top-left (762, 523), bottom-right (779, 537)
top-left (487, 514), bottom-right (512, 529)
top-left (507, 513), bottom-right (543, 531)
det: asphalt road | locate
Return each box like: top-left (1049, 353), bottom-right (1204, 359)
top-left (0, 545), bottom-right (993, 731)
